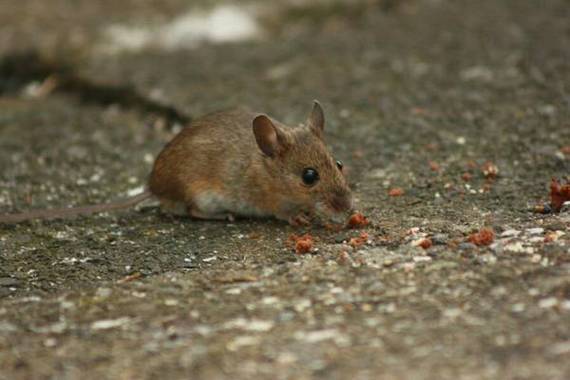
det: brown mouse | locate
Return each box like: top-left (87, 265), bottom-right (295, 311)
top-left (0, 101), bottom-right (353, 225)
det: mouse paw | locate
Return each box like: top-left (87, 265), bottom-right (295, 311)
top-left (288, 213), bottom-right (312, 226)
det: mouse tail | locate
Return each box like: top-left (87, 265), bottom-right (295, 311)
top-left (0, 191), bottom-right (153, 224)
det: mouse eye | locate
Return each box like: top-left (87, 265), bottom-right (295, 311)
top-left (336, 160), bottom-right (343, 171)
top-left (302, 168), bottom-right (319, 186)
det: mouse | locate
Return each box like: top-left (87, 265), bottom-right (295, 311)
top-left (0, 101), bottom-right (353, 226)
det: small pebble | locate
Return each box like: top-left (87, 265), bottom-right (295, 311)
top-left (459, 242), bottom-right (477, 250)
top-left (500, 229), bottom-right (521, 238)
top-left (526, 227), bottom-right (544, 236)
top-left (538, 297), bottom-right (558, 308)
top-left (91, 317), bottom-right (131, 330)
top-left (334, 234), bottom-right (350, 244)
top-left (504, 242), bottom-right (534, 254)
top-left (431, 234), bottom-right (448, 245)
top-left (511, 303), bottom-right (525, 313)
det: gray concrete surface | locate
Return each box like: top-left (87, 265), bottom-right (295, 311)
top-left (0, 0), bottom-right (569, 379)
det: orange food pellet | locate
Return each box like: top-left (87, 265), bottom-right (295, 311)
top-left (347, 212), bottom-right (369, 228)
top-left (418, 238), bottom-right (433, 249)
top-left (295, 238), bottom-right (313, 254)
top-left (468, 228), bottom-right (495, 246)
top-left (349, 232), bottom-right (369, 248)
top-left (544, 232), bottom-right (557, 243)
top-left (287, 233), bottom-right (315, 254)
top-left (429, 161), bottom-right (441, 172)
top-left (388, 188), bottom-right (404, 197)
top-left (481, 161), bottom-right (499, 179)
top-left (550, 178), bottom-right (570, 212)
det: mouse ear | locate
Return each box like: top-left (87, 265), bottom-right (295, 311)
top-left (307, 100), bottom-right (325, 139)
top-left (252, 115), bottom-right (287, 158)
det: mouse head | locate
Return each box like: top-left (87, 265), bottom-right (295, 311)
top-left (253, 101), bottom-right (353, 224)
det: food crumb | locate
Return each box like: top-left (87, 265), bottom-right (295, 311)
top-left (347, 212), bottom-right (369, 228)
top-left (288, 234), bottom-right (315, 254)
top-left (533, 203), bottom-right (552, 214)
top-left (481, 161), bottom-right (499, 179)
top-left (468, 228), bottom-right (495, 246)
top-left (550, 178), bottom-right (570, 212)
top-left (429, 161), bottom-right (441, 172)
top-left (418, 238), bottom-right (432, 249)
top-left (388, 188), bottom-right (404, 197)
top-left (349, 232), bottom-right (369, 249)
top-left (461, 172), bottom-right (473, 182)
top-left (544, 231), bottom-right (564, 243)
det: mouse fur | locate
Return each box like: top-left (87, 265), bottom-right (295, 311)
top-left (149, 101), bottom-right (353, 225)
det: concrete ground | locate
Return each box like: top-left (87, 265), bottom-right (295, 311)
top-left (0, 0), bottom-right (569, 379)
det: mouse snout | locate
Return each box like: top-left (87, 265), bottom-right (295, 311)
top-left (329, 190), bottom-right (353, 213)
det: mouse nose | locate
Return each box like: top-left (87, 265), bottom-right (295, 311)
top-left (330, 191), bottom-right (353, 212)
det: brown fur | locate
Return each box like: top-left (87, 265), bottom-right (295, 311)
top-left (149, 101), bottom-right (353, 224)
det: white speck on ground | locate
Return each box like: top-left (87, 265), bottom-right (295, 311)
top-left (91, 317), bottom-right (132, 330)
top-left (548, 341), bottom-right (570, 356)
top-left (500, 229), bottom-right (521, 238)
top-left (504, 241), bottom-right (534, 254)
top-left (295, 329), bottom-right (351, 346)
top-left (460, 66), bottom-right (494, 82)
top-left (223, 318), bottom-right (274, 332)
top-left (293, 299), bottom-right (312, 313)
top-left (526, 227), bottom-right (544, 235)
top-left (126, 186), bottom-right (145, 197)
top-left (227, 335), bottom-right (261, 351)
top-left (538, 298), bottom-right (558, 309)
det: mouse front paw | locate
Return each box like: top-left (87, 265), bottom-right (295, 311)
top-left (287, 212), bottom-right (312, 226)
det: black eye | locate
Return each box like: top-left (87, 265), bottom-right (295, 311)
top-left (336, 160), bottom-right (343, 171)
top-left (302, 168), bottom-right (319, 186)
